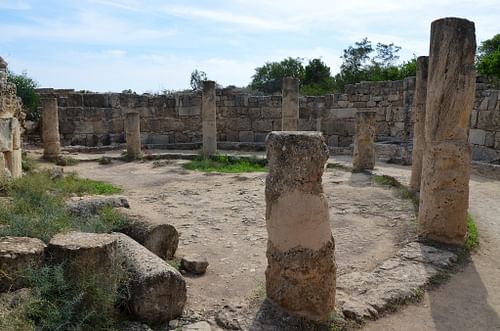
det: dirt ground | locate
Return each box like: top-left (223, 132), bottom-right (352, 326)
top-left (69, 158), bottom-right (416, 326)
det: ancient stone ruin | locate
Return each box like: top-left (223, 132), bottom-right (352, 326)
top-left (0, 57), bottom-right (23, 178)
top-left (125, 111), bottom-right (142, 158)
top-left (265, 131), bottom-right (336, 321)
top-left (281, 77), bottom-right (299, 131)
top-left (202, 80), bottom-right (217, 156)
top-left (40, 93), bottom-right (61, 160)
top-left (418, 18), bottom-right (477, 245)
top-left (352, 111), bottom-right (376, 171)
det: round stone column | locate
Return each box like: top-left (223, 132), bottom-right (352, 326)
top-left (202, 80), bottom-right (217, 157)
top-left (125, 112), bottom-right (141, 158)
top-left (409, 56), bottom-right (429, 192)
top-left (265, 131), bottom-right (336, 321)
top-left (418, 18), bottom-right (476, 245)
top-left (41, 94), bottom-right (61, 160)
top-left (352, 111), bottom-right (376, 171)
top-left (281, 77), bottom-right (299, 131)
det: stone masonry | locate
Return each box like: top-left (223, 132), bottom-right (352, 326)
top-left (0, 56), bottom-right (23, 178)
top-left (202, 80), bottom-right (217, 156)
top-left (40, 94), bottom-right (61, 160)
top-left (418, 18), bottom-right (477, 245)
top-left (353, 111), bottom-right (376, 171)
top-left (281, 77), bottom-right (299, 130)
top-left (409, 56), bottom-right (429, 192)
top-left (265, 131), bottom-right (336, 321)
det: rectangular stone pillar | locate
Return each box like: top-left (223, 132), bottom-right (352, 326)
top-left (8, 118), bottom-right (22, 178)
top-left (41, 95), bottom-right (61, 160)
top-left (281, 77), bottom-right (299, 131)
top-left (418, 18), bottom-right (476, 245)
top-left (125, 112), bottom-right (141, 158)
top-left (202, 80), bottom-right (217, 156)
top-left (409, 56), bottom-right (429, 192)
top-left (352, 111), bottom-right (376, 171)
top-left (265, 131), bottom-right (336, 322)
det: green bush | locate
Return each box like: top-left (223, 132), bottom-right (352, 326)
top-left (7, 71), bottom-right (40, 121)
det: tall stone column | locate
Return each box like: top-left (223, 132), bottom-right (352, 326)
top-left (281, 77), bottom-right (299, 131)
top-left (352, 111), bottom-right (376, 171)
top-left (202, 80), bottom-right (217, 156)
top-left (125, 112), bottom-right (141, 158)
top-left (409, 56), bottom-right (429, 192)
top-left (41, 94), bottom-right (61, 160)
top-left (265, 131), bottom-right (336, 321)
top-left (5, 118), bottom-right (22, 178)
top-left (418, 18), bottom-right (476, 245)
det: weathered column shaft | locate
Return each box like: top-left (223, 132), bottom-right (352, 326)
top-left (409, 56), bottom-right (429, 192)
top-left (281, 77), bottom-right (299, 131)
top-left (265, 131), bottom-right (336, 321)
top-left (125, 112), bottom-right (141, 157)
top-left (41, 95), bottom-right (61, 160)
top-left (202, 80), bottom-right (217, 156)
top-left (8, 118), bottom-right (22, 178)
top-left (352, 111), bottom-right (376, 171)
top-left (418, 18), bottom-right (476, 245)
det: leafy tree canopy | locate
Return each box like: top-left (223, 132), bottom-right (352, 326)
top-left (7, 70), bottom-right (40, 120)
top-left (249, 57), bottom-right (305, 94)
top-left (477, 34), bottom-right (500, 78)
top-left (190, 69), bottom-right (208, 91)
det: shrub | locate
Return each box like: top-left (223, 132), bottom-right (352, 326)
top-left (183, 155), bottom-right (267, 173)
top-left (7, 71), bottom-right (40, 121)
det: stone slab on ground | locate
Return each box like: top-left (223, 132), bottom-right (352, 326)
top-left (183, 321), bottom-right (212, 331)
top-left (181, 254), bottom-right (209, 274)
top-left (0, 237), bottom-right (46, 292)
top-left (113, 232), bottom-right (187, 324)
top-left (117, 208), bottom-right (179, 260)
top-left (66, 195), bottom-right (130, 217)
top-left (336, 241), bottom-right (458, 322)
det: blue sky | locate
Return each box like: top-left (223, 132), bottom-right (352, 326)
top-left (1, 0), bottom-right (499, 92)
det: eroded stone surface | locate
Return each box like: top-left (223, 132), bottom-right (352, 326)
top-left (202, 81), bottom-right (217, 156)
top-left (125, 112), bottom-right (141, 158)
top-left (41, 95), bottom-right (61, 160)
top-left (0, 237), bottom-right (46, 292)
top-left (113, 233), bottom-right (186, 323)
top-left (353, 111), bottom-right (376, 171)
top-left (181, 254), bottom-right (209, 274)
top-left (66, 195), bottom-right (130, 217)
top-left (281, 77), bottom-right (299, 131)
top-left (265, 131), bottom-right (336, 322)
top-left (418, 17), bottom-right (476, 245)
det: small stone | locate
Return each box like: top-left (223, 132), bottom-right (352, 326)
top-left (183, 321), bottom-right (212, 331)
top-left (48, 166), bottom-right (64, 180)
top-left (181, 255), bottom-right (209, 274)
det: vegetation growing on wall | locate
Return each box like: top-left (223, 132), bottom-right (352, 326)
top-left (7, 71), bottom-right (40, 120)
top-left (476, 34), bottom-right (500, 85)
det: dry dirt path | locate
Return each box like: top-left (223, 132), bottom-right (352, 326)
top-left (69, 157), bottom-right (416, 326)
top-left (360, 162), bottom-right (500, 331)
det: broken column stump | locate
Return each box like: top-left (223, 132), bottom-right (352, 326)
top-left (0, 237), bottom-right (46, 292)
top-left (418, 18), bottom-right (476, 245)
top-left (202, 80), bottom-right (217, 157)
top-left (281, 77), bottom-right (299, 131)
top-left (265, 131), bottom-right (336, 321)
top-left (125, 112), bottom-right (141, 158)
top-left (117, 208), bottom-right (179, 260)
top-left (353, 111), bottom-right (376, 172)
top-left (409, 56), bottom-right (429, 192)
top-left (40, 94), bottom-right (61, 160)
top-left (113, 233), bottom-right (186, 323)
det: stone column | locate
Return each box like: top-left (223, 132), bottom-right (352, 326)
top-left (125, 112), bottom-right (141, 158)
top-left (265, 131), bottom-right (336, 321)
top-left (352, 111), bottom-right (376, 171)
top-left (5, 118), bottom-right (22, 178)
top-left (281, 77), bottom-right (299, 131)
top-left (409, 56), bottom-right (429, 192)
top-left (418, 18), bottom-right (476, 245)
top-left (41, 95), bottom-right (61, 160)
top-left (202, 80), bottom-right (217, 156)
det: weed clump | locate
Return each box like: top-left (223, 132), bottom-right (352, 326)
top-left (183, 154), bottom-right (267, 173)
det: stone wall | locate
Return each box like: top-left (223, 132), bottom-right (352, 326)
top-left (37, 77), bottom-right (415, 149)
top-left (36, 77), bottom-right (500, 162)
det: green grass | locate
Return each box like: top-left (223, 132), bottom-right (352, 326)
top-left (55, 156), bottom-right (80, 166)
top-left (183, 155), bottom-right (267, 173)
top-left (0, 171), bottom-right (124, 242)
top-left (326, 162), bottom-right (353, 172)
top-left (465, 213), bottom-right (479, 251)
top-left (372, 174), bottom-right (419, 212)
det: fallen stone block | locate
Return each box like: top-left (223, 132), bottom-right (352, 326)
top-left (66, 195), bottom-right (130, 218)
top-left (183, 321), bottom-right (212, 331)
top-left (181, 254), bottom-right (209, 274)
top-left (0, 237), bottom-right (46, 292)
top-left (117, 208), bottom-right (179, 260)
top-left (113, 233), bottom-right (186, 324)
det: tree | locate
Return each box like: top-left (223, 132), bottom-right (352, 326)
top-left (477, 34), bottom-right (500, 78)
top-left (249, 57), bottom-right (305, 94)
top-left (302, 59), bottom-right (335, 95)
top-left (190, 69), bottom-right (208, 91)
top-left (7, 71), bottom-right (40, 120)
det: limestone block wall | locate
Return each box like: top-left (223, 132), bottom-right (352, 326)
top-left (36, 77), bottom-right (500, 162)
top-left (469, 82), bottom-right (500, 162)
